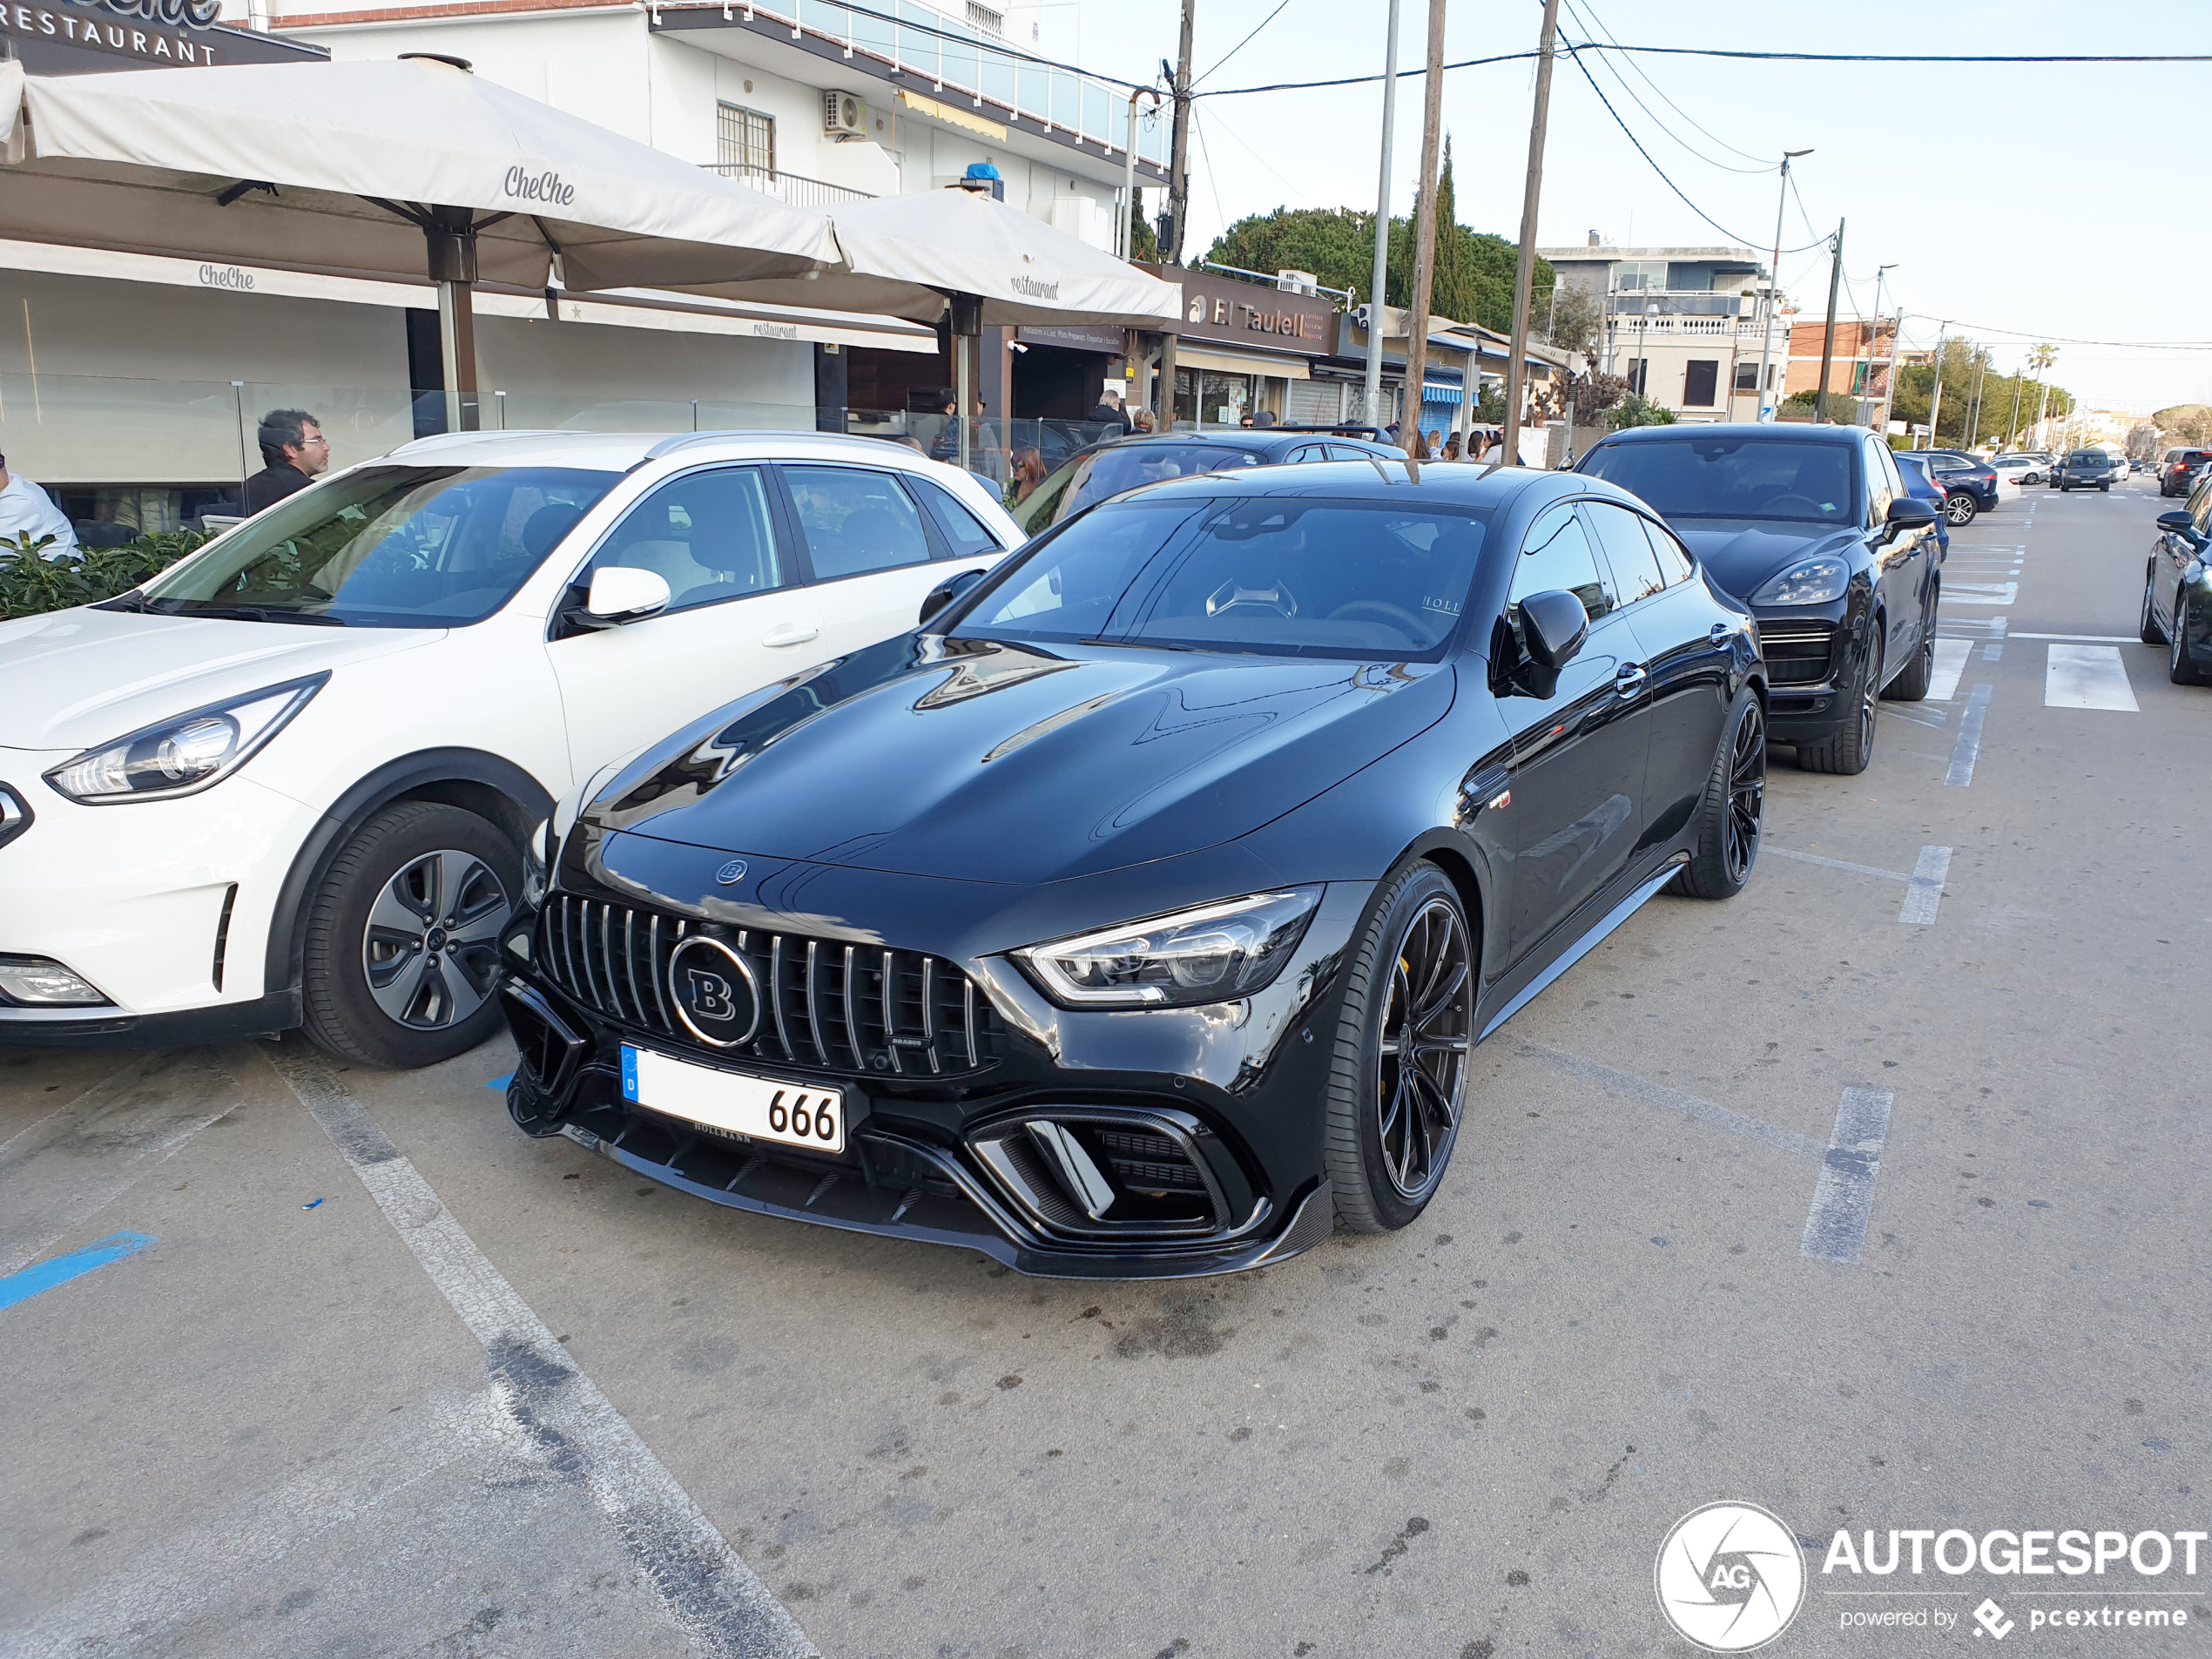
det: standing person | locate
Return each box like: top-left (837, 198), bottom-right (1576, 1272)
top-left (1442, 433), bottom-right (1462, 462)
top-left (1009, 446), bottom-right (1048, 505)
top-left (923, 388), bottom-right (961, 463)
top-left (244, 409), bottom-right (330, 514)
top-left (1086, 386), bottom-right (1132, 435)
top-left (0, 452), bottom-right (78, 558)
top-left (1131, 408), bottom-right (1157, 434)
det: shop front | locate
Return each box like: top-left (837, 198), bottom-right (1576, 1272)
top-left (1136, 264), bottom-right (1336, 429)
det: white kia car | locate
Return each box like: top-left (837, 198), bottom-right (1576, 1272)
top-left (0, 429), bottom-right (1020, 1067)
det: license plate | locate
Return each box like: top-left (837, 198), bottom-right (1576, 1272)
top-left (621, 1045), bottom-right (846, 1155)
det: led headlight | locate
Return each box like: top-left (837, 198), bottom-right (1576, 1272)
top-left (44, 674), bottom-right (327, 805)
top-left (1016, 887), bottom-right (1323, 1009)
top-left (1750, 556), bottom-right (1850, 606)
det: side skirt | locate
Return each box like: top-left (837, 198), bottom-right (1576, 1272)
top-left (1475, 856), bottom-right (1689, 1044)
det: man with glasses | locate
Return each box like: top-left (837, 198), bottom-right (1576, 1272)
top-left (243, 408), bottom-right (331, 514)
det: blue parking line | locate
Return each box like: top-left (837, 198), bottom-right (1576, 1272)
top-left (486, 1072), bottom-right (514, 1091)
top-left (0, 1231), bottom-right (158, 1313)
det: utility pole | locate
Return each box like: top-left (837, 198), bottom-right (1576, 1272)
top-left (1924, 323), bottom-right (1949, 449)
top-left (1755, 149), bottom-right (1811, 421)
top-left (1813, 218), bottom-right (1844, 423)
top-left (2027, 342), bottom-right (2056, 448)
top-left (1501, 0), bottom-right (1562, 470)
top-left (1364, 0), bottom-right (1402, 431)
top-left (1859, 263), bottom-right (1895, 426)
top-left (1401, 0), bottom-right (1447, 471)
top-left (1153, 0), bottom-right (1194, 432)
top-left (1965, 354), bottom-right (1987, 451)
top-left (1875, 307), bottom-right (1904, 435)
top-left (2006, 367), bottom-right (2024, 450)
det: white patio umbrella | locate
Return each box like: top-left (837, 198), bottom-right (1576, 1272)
top-left (0, 55), bottom-right (838, 426)
top-left (673, 185), bottom-right (1185, 465)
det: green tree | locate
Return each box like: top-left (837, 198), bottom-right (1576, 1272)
top-left (1200, 138), bottom-right (1550, 332)
top-left (1606, 394), bottom-right (1676, 430)
top-left (2155, 403), bottom-right (2212, 447)
top-left (1888, 335), bottom-right (2073, 448)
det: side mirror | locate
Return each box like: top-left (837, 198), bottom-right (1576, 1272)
top-left (919, 566), bottom-right (988, 626)
top-left (580, 566), bottom-right (671, 626)
top-left (2156, 510), bottom-right (2196, 536)
top-left (1886, 496), bottom-right (1939, 529)
top-left (1521, 589), bottom-right (1590, 671)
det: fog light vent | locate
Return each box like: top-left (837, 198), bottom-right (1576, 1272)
top-left (969, 1108), bottom-right (1230, 1241)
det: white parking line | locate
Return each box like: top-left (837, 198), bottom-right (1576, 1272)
top-left (1928, 638), bottom-right (1971, 701)
top-left (1945, 685), bottom-right (1993, 786)
top-left (1765, 846), bottom-right (1914, 884)
top-left (1802, 1087), bottom-right (1895, 1266)
top-left (2044, 644), bottom-right (2138, 711)
top-left (1516, 1043), bottom-right (1824, 1162)
top-left (1946, 582), bottom-right (2018, 606)
top-left (1898, 846), bottom-right (1952, 927)
top-left (267, 1043), bottom-right (816, 1659)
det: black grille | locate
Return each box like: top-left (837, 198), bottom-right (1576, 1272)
top-left (1757, 619), bottom-right (1835, 686)
top-left (537, 893), bottom-right (1000, 1077)
top-left (1091, 1128), bottom-right (1209, 1193)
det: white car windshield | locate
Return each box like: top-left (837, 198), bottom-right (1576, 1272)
top-left (138, 465), bottom-right (621, 627)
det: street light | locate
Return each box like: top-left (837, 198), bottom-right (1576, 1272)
top-left (1756, 148), bottom-right (1813, 421)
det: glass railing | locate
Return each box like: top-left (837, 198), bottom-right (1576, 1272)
top-left (0, 371), bottom-right (1128, 542)
top-left (759, 0), bottom-right (1166, 165)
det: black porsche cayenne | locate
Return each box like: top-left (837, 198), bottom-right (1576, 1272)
top-left (496, 462), bottom-right (1768, 1278)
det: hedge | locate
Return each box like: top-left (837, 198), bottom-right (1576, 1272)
top-left (0, 530), bottom-right (209, 622)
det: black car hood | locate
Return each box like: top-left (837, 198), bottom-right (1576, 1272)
top-left (1669, 520), bottom-right (1865, 602)
top-left (580, 633), bottom-right (1454, 886)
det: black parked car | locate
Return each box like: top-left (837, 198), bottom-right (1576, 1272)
top-left (1576, 423), bottom-right (1943, 774)
top-left (1918, 451), bottom-right (2000, 523)
top-left (2159, 448), bottom-right (2211, 497)
top-left (1008, 428), bottom-right (1403, 536)
top-left (2142, 478), bottom-right (2212, 686)
top-left (496, 463), bottom-right (1766, 1277)
top-left (2057, 449), bottom-right (2117, 492)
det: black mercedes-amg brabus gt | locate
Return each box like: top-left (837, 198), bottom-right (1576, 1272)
top-left (497, 461), bottom-right (1767, 1278)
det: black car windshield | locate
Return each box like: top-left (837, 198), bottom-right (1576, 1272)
top-left (1581, 436), bottom-right (1859, 524)
top-left (953, 496), bottom-right (1491, 659)
top-left (141, 465), bottom-right (620, 627)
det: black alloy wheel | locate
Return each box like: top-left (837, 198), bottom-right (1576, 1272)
top-left (2172, 590), bottom-right (2212, 686)
top-left (2141, 565), bottom-right (2168, 646)
top-left (1322, 861), bottom-right (1474, 1233)
top-left (301, 801), bottom-right (521, 1069)
top-left (1676, 689), bottom-right (1764, 900)
top-left (1798, 636), bottom-right (1880, 775)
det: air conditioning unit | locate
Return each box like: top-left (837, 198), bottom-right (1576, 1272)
top-left (824, 91), bottom-right (865, 137)
top-left (1276, 269), bottom-right (1318, 295)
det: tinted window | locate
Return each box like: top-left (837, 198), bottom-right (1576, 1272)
top-left (1864, 438), bottom-right (1897, 524)
top-left (2191, 475), bottom-right (2212, 536)
top-left (785, 466), bottom-right (934, 580)
top-left (907, 473), bottom-right (1006, 560)
top-left (583, 467), bottom-right (780, 615)
top-left (1059, 442), bottom-right (1269, 520)
top-left (1327, 444), bottom-right (1380, 462)
top-left (955, 497), bottom-right (1492, 659)
top-left (1509, 503), bottom-right (1610, 621)
top-left (1581, 502), bottom-right (1666, 607)
top-left (1285, 444), bottom-right (1328, 462)
top-left (1642, 516), bottom-right (1698, 586)
top-left (1581, 436), bottom-right (1857, 524)
top-left (144, 465), bottom-right (619, 627)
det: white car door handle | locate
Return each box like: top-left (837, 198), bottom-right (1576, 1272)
top-left (761, 623), bottom-right (819, 647)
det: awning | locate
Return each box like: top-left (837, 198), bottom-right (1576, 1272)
top-left (1420, 381), bottom-right (1463, 405)
top-left (1173, 346), bottom-right (1311, 381)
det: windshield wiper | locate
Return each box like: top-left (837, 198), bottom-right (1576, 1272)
top-left (93, 590), bottom-right (151, 612)
top-left (166, 604), bottom-right (348, 626)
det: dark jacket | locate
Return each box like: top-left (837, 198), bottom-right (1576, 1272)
top-left (243, 462), bottom-right (313, 515)
top-left (1087, 401), bottom-right (1132, 434)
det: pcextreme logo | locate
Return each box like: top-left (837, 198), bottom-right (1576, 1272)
top-left (1656, 1502), bottom-right (1808, 1652)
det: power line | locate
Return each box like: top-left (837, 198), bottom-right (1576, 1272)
top-left (1898, 314), bottom-right (2212, 353)
top-left (1200, 41), bottom-right (2212, 98)
top-left (1563, 0), bottom-right (1769, 165)
top-left (1192, 0), bottom-right (1291, 88)
top-left (1560, 0), bottom-right (1769, 175)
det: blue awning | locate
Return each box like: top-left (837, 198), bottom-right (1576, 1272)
top-left (1420, 382), bottom-right (1462, 405)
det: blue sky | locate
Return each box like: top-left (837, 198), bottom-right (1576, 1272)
top-left (1034, 0), bottom-right (2212, 413)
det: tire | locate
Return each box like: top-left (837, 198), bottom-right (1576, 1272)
top-left (1883, 627), bottom-right (1935, 701)
top-left (300, 801), bottom-right (520, 1069)
top-left (2141, 564), bottom-right (2168, 645)
top-left (1944, 491), bottom-right (1976, 525)
top-left (1674, 689), bottom-right (1764, 900)
top-left (2172, 590), bottom-right (2212, 686)
top-left (1321, 860), bottom-right (1474, 1234)
top-left (1797, 633), bottom-right (1879, 775)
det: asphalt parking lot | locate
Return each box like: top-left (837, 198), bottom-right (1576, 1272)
top-left (3, 473), bottom-right (2206, 1659)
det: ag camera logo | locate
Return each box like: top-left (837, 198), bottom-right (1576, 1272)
top-left (1656, 1501), bottom-right (1807, 1652)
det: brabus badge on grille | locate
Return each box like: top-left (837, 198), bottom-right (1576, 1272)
top-left (715, 860), bottom-right (747, 886)
top-left (665, 934), bottom-right (762, 1049)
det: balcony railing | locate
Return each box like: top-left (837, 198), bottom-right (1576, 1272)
top-left (707, 162), bottom-right (876, 207)
top-left (685, 1), bottom-right (1169, 167)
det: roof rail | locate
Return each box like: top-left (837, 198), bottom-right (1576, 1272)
top-left (642, 428), bottom-right (907, 462)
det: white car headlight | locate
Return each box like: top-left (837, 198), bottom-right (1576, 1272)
top-left (44, 673), bottom-right (327, 805)
top-left (1016, 887), bottom-right (1323, 1009)
top-left (1751, 556), bottom-right (1850, 606)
